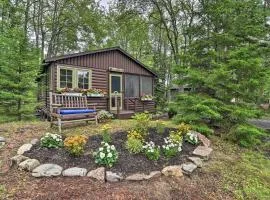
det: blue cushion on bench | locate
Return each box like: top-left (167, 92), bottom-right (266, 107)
top-left (59, 109), bottom-right (96, 115)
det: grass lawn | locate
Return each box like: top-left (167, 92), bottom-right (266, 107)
top-left (0, 119), bottom-right (269, 199)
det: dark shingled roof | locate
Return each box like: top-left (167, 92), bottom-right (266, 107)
top-left (43, 46), bottom-right (157, 77)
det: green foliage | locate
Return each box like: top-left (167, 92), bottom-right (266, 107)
top-left (125, 137), bottom-right (143, 154)
top-left (97, 110), bottom-right (114, 122)
top-left (0, 27), bottom-right (39, 122)
top-left (168, 103), bottom-right (178, 119)
top-left (64, 135), bottom-right (87, 156)
top-left (162, 137), bottom-right (182, 158)
top-left (40, 133), bottom-right (63, 148)
top-left (101, 124), bottom-right (112, 143)
top-left (185, 132), bottom-right (199, 145)
top-left (191, 124), bottom-right (214, 137)
top-left (127, 129), bottom-right (145, 141)
top-left (94, 142), bottom-right (118, 167)
top-left (169, 130), bottom-right (183, 144)
top-left (143, 141), bottom-right (160, 161)
top-left (155, 120), bottom-right (166, 134)
top-left (132, 112), bottom-right (151, 136)
top-left (229, 124), bottom-right (265, 148)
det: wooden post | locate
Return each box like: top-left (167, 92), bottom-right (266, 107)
top-left (126, 98), bottom-right (129, 110)
top-left (134, 98), bottom-right (137, 112)
top-left (117, 96), bottom-right (120, 116)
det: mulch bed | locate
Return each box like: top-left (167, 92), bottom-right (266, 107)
top-left (24, 128), bottom-right (198, 176)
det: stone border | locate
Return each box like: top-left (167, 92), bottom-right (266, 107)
top-left (11, 132), bottom-right (213, 182)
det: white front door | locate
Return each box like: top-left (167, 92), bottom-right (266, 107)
top-left (109, 73), bottom-right (123, 111)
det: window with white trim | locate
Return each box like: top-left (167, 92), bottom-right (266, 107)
top-left (57, 65), bottom-right (92, 89)
top-left (59, 68), bottom-right (73, 88)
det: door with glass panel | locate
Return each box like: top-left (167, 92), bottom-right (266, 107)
top-left (109, 73), bottom-right (122, 111)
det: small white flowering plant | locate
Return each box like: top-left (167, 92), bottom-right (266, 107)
top-left (40, 132), bottom-right (63, 148)
top-left (94, 142), bottom-right (118, 167)
top-left (143, 141), bottom-right (160, 161)
top-left (162, 137), bottom-right (182, 158)
top-left (185, 131), bottom-right (198, 145)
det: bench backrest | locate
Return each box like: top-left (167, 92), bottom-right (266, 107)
top-left (49, 92), bottom-right (88, 113)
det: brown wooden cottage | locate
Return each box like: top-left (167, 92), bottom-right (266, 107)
top-left (38, 47), bottom-right (157, 119)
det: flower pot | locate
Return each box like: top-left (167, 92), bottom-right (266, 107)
top-left (63, 92), bottom-right (82, 96)
top-left (87, 93), bottom-right (104, 97)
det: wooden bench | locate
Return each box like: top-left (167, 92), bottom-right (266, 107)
top-left (49, 92), bottom-right (98, 133)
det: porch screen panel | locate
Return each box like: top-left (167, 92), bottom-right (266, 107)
top-left (125, 75), bottom-right (139, 97)
top-left (140, 76), bottom-right (153, 95)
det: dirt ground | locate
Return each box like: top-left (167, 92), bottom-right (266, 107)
top-left (0, 121), bottom-right (239, 200)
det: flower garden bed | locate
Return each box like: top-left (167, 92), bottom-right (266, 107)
top-left (11, 114), bottom-right (213, 182)
top-left (24, 128), bottom-right (197, 175)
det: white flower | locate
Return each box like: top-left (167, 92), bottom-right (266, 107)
top-left (111, 145), bottom-right (115, 150)
top-left (100, 152), bottom-right (105, 159)
top-left (99, 147), bottom-right (104, 151)
top-left (178, 146), bottom-right (182, 152)
top-left (107, 152), bottom-right (112, 158)
top-left (107, 148), bottom-right (110, 152)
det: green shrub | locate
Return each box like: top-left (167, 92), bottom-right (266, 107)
top-left (178, 122), bottom-right (191, 135)
top-left (169, 130), bottom-right (183, 144)
top-left (168, 102), bottom-right (177, 118)
top-left (101, 124), bottom-right (112, 143)
top-left (156, 120), bottom-right (166, 134)
top-left (125, 137), bottom-right (143, 154)
top-left (94, 142), bottom-right (118, 167)
top-left (132, 112), bottom-right (151, 136)
top-left (64, 135), bottom-right (87, 156)
top-left (97, 110), bottom-right (114, 122)
top-left (143, 141), bottom-right (160, 161)
top-left (40, 133), bottom-right (63, 148)
top-left (229, 124), bottom-right (265, 148)
top-left (127, 129), bottom-right (144, 141)
top-left (191, 124), bottom-right (214, 137)
top-left (185, 132), bottom-right (199, 145)
top-left (162, 137), bottom-right (182, 158)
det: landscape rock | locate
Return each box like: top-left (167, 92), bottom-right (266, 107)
top-left (197, 133), bottom-right (211, 147)
top-left (0, 136), bottom-right (6, 142)
top-left (87, 167), bottom-right (105, 181)
top-left (161, 165), bottom-right (183, 177)
top-left (17, 143), bottom-right (32, 155)
top-left (106, 171), bottom-right (123, 182)
top-left (125, 173), bottom-right (148, 181)
top-left (145, 171), bottom-right (162, 180)
top-left (11, 155), bottom-right (29, 165)
top-left (182, 163), bottom-right (197, 173)
top-left (188, 157), bottom-right (203, 168)
top-left (62, 167), bottom-right (87, 177)
top-left (30, 138), bottom-right (39, 145)
top-left (19, 159), bottom-right (40, 171)
top-left (193, 146), bottom-right (213, 159)
top-left (32, 164), bottom-right (63, 177)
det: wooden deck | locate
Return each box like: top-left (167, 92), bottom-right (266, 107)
top-left (111, 110), bottom-right (135, 119)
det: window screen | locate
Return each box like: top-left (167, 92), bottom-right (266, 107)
top-left (125, 75), bottom-right (139, 97)
top-left (60, 69), bottom-right (73, 88)
top-left (140, 76), bottom-right (153, 95)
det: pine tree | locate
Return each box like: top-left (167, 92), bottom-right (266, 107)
top-left (172, 0), bottom-right (270, 144)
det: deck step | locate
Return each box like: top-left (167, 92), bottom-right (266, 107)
top-left (112, 110), bottom-right (135, 119)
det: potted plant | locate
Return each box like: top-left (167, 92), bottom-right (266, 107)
top-left (87, 88), bottom-right (107, 97)
top-left (141, 94), bottom-right (154, 101)
top-left (56, 88), bottom-right (83, 96)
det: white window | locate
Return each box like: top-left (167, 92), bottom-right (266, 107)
top-left (57, 65), bottom-right (92, 89)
